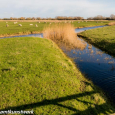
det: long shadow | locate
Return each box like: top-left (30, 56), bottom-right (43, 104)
top-left (72, 103), bottom-right (114, 115)
top-left (1, 90), bottom-right (115, 115)
top-left (73, 60), bottom-right (115, 104)
top-left (1, 91), bottom-right (95, 111)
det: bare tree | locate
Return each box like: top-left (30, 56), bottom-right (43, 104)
top-left (110, 14), bottom-right (115, 20)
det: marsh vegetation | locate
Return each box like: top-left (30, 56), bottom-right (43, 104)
top-left (108, 22), bottom-right (115, 26)
top-left (43, 23), bottom-right (86, 50)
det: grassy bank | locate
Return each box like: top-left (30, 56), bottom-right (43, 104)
top-left (0, 21), bottom-right (110, 37)
top-left (78, 25), bottom-right (115, 56)
top-left (73, 21), bottom-right (109, 28)
top-left (0, 37), bottom-right (115, 115)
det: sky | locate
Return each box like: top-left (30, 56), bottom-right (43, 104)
top-left (0, 0), bottom-right (115, 19)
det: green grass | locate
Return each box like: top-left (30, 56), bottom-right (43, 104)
top-left (72, 21), bottom-right (109, 28)
top-left (0, 21), bottom-right (47, 36)
top-left (78, 25), bottom-right (115, 56)
top-left (0, 21), bottom-right (110, 37)
top-left (0, 37), bottom-right (115, 115)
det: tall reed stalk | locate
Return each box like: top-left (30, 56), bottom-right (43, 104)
top-left (43, 24), bottom-right (86, 50)
top-left (108, 22), bottom-right (115, 26)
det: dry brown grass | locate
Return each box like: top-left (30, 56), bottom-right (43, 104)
top-left (108, 22), bottom-right (115, 26)
top-left (43, 23), bottom-right (86, 50)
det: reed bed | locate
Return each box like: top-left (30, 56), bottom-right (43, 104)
top-left (43, 24), bottom-right (86, 50)
top-left (108, 22), bottom-right (115, 26)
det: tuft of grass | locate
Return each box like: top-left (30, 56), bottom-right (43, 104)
top-left (0, 37), bottom-right (115, 114)
top-left (108, 22), bottom-right (115, 26)
top-left (43, 23), bottom-right (86, 50)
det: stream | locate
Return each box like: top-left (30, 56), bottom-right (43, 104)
top-left (66, 26), bottom-right (115, 103)
top-left (1, 26), bottom-right (115, 103)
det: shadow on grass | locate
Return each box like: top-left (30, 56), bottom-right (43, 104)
top-left (1, 85), bottom-right (115, 115)
top-left (1, 68), bottom-right (11, 72)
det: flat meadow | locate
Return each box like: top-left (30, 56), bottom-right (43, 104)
top-left (73, 20), bottom-right (109, 28)
top-left (0, 21), bottom-right (45, 37)
top-left (0, 20), bottom-right (110, 37)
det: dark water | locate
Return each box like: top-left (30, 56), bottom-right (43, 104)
top-left (1, 26), bottom-right (115, 103)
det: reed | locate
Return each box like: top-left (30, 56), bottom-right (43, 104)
top-left (43, 23), bottom-right (86, 50)
top-left (108, 22), bottom-right (115, 26)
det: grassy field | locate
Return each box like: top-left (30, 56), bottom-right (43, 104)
top-left (72, 21), bottom-right (109, 28)
top-left (0, 20), bottom-right (110, 37)
top-left (0, 37), bottom-right (115, 115)
top-left (0, 21), bottom-right (46, 37)
top-left (78, 25), bottom-right (115, 56)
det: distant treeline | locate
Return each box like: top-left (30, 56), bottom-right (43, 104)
top-left (0, 14), bottom-right (115, 20)
top-left (0, 16), bottom-right (83, 20)
top-left (87, 14), bottom-right (115, 20)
